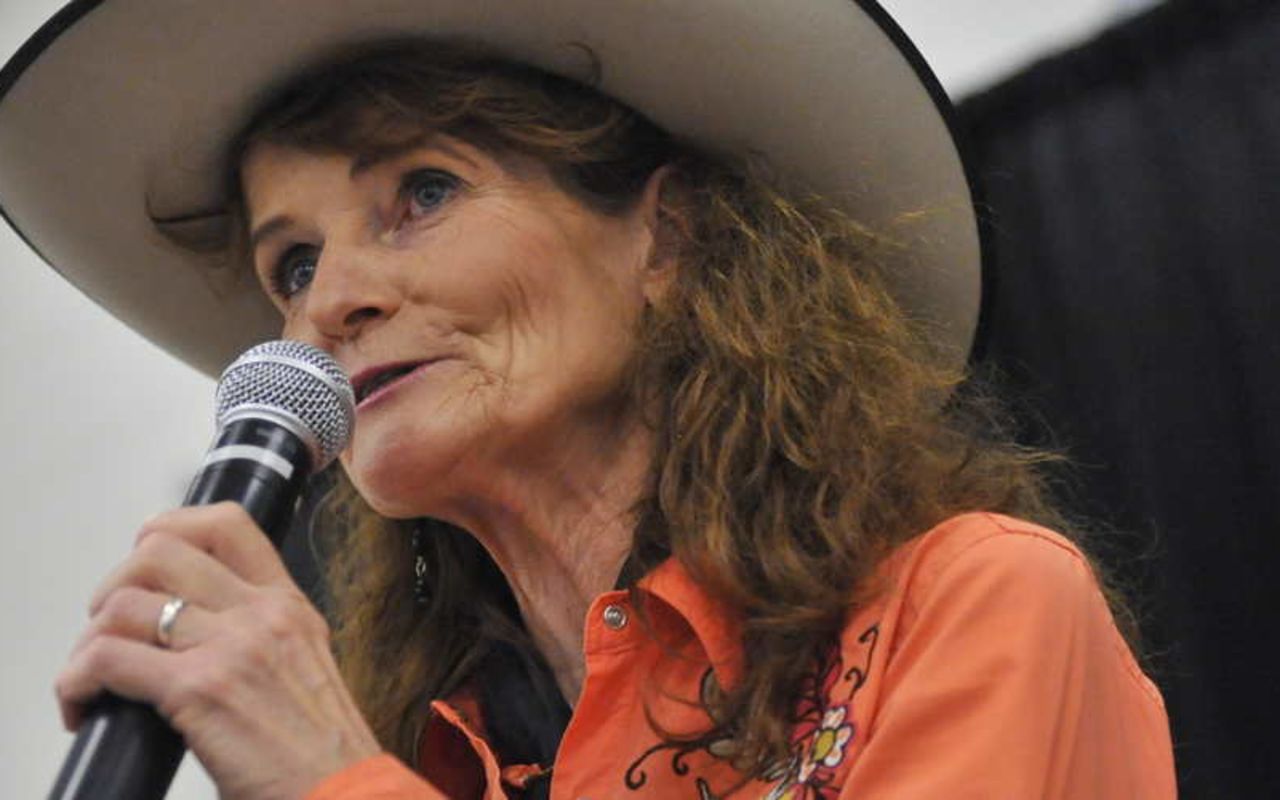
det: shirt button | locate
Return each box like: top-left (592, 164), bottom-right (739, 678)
top-left (602, 603), bottom-right (629, 630)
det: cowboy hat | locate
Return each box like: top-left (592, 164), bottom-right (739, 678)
top-left (0, 0), bottom-right (981, 378)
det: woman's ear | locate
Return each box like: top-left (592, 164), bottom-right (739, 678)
top-left (636, 164), bottom-right (689, 305)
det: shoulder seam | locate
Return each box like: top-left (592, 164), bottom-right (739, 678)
top-left (898, 514), bottom-right (1097, 632)
top-left (939, 512), bottom-right (1091, 572)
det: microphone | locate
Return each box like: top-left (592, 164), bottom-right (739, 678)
top-left (48, 340), bottom-right (355, 800)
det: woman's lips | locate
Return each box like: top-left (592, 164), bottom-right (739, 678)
top-left (352, 360), bottom-right (444, 410)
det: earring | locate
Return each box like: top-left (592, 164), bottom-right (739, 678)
top-left (411, 523), bottom-right (430, 606)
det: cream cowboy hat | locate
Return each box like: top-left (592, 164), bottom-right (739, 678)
top-left (0, 0), bottom-right (982, 378)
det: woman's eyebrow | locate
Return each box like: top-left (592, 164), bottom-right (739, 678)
top-left (249, 215), bottom-right (294, 250)
top-left (248, 140), bottom-right (483, 249)
top-left (349, 138), bottom-right (480, 177)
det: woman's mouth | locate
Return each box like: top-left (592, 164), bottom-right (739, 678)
top-left (352, 361), bottom-right (436, 406)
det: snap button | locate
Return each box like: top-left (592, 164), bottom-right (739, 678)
top-left (602, 603), bottom-right (629, 630)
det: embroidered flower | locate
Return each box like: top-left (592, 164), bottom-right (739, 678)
top-left (759, 698), bottom-right (855, 798)
top-left (760, 627), bottom-right (881, 800)
top-left (796, 706), bottom-right (854, 783)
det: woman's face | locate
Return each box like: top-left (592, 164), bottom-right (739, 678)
top-left (241, 136), bottom-right (668, 517)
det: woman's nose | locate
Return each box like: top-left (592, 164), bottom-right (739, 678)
top-left (294, 245), bottom-right (400, 343)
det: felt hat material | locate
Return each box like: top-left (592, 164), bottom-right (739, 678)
top-left (0, 0), bottom-right (980, 377)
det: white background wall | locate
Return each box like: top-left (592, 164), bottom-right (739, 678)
top-left (0, 1), bottom-right (1156, 796)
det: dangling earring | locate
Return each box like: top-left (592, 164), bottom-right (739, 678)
top-left (411, 522), bottom-right (430, 606)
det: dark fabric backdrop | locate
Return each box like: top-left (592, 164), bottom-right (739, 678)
top-left (956, 1), bottom-right (1279, 796)
top-left (281, 1), bottom-right (1278, 796)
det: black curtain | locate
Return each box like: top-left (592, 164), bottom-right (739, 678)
top-left (957, 1), bottom-right (1280, 797)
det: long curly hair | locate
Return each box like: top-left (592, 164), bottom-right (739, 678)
top-left (228, 41), bottom-right (1128, 779)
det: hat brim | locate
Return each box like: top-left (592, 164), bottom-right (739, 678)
top-left (0, 0), bottom-right (981, 378)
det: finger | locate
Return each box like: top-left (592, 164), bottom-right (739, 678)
top-left (56, 635), bottom-right (177, 731)
top-left (75, 587), bottom-right (214, 655)
top-left (90, 532), bottom-right (253, 615)
top-left (136, 502), bottom-right (292, 586)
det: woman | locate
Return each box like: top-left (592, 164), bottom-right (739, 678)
top-left (0, 3), bottom-right (1174, 798)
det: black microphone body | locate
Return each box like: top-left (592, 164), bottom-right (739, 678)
top-left (185, 418), bottom-right (311, 538)
top-left (48, 340), bottom-right (354, 800)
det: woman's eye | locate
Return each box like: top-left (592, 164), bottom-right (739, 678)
top-left (402, 168), bottom-right (461, 219)
top-left (271, 244), bottom-right (318, 299)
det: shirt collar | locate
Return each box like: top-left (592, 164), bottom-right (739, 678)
top-left (636, 556), bottom-right (745, 690)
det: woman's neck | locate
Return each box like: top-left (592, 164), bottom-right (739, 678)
top-left (435, 416), bottom-right (652, 703)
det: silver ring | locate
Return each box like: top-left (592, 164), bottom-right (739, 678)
top-left (155, 596), bottom-right (187, 649)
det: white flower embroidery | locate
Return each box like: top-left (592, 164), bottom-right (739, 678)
top-left (796, 707), bottom-right (854, 783)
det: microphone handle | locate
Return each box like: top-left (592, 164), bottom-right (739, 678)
top-left (49, 419), bottom-right (310, 800)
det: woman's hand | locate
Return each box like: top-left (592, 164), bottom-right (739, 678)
top-left (55, 501), bottom-right (382, 800)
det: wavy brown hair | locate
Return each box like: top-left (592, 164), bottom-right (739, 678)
top-left (229, 41), bottom-right (1131, 781)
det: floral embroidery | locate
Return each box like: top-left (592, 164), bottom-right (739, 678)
top-left (623, 622), bottom-right (880, 798)
top-left (799, 707), bottom-right (855, 781)
top-left (760, 623), bottom-right (880, 799)
top-left (623, 670), bottom-right (735, 792)
top-left (763, 705), bottom-right (856, 798)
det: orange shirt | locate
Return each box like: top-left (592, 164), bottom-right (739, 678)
top-left (308, 513), bottom-right (1176, 799)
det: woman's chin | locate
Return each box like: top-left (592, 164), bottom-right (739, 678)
top-left (346, 472), bottom-right (439, 520)
top-left (340, 438), bottom-right (467, 520)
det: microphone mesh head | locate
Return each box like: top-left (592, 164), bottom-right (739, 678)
top-left (215, 340), bottom-right (355, 469)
